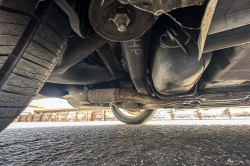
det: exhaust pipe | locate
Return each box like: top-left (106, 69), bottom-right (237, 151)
top-left (67, 97), bottom-right (110, 108)
top-left (68, 95), bottom-right (169, 109)
top-left (69, 86), bottom-right (166, 105)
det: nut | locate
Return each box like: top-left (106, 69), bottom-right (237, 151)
top-left (113, 14), bottom-right (130, 32)
top-left (118, 24), bottom-right (127, 32)
top-left (112, 6), bottom-right (130, 32)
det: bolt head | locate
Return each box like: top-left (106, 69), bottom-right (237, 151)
top-left (112, 6), bottom-right (130, 32)
top-left (113, 14), bottom-right (130, 25)
top-left (118, 24), bottom-right (126, 32)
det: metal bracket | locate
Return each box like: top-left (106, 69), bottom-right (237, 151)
top-left (54, 0), bottom-right (84, 38)
top-left (96, 43), bottom-right (123, 78)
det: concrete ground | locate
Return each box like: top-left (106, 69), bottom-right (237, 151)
top-left (1, 121), bottom-right (250, 166)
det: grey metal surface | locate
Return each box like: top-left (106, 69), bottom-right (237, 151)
top-left (1, 124), bottom-right (250, 165)
top-left (150, 22), bottom-right (212, 96)
top-left (88, 0), bottom-right (156, 42)
top-left (204, 24), bottom-right (250, 53)
top-left (209, 9), bottom-right (250, 35)
top-left (54, 33), bottom-right (106, 73)
top-left (205, 44), bottom-right (250, 87)
top-left (122, 31), bottom-right (152, 95)
top-left (49, 64), bottom-right (119, 85)
top-left (47, 33), bottom-right (121, 85)
top-left (54, 0), bottom-right (83, 38)
top-left (197, 0), bottom-right (218, 60)
top-left (204, 0), bottom-right (250, 52)
top-left (70, 0), bottom-right (94, 38)
top-left (96, 43), bottom-right (123, 78)
top-left (119, 0), bottom-right (207, 15)
top-left (209, 0), bottom-right (250, 35)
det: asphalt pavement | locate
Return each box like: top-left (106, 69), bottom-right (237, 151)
top-left (0, 121), bottom-right (250, 166)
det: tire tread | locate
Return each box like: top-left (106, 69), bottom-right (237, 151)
top-left (0, 1), bottom-right (70, 131)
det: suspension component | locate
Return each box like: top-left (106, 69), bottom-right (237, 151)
top-left (88, 0), bottom-right (156, 41)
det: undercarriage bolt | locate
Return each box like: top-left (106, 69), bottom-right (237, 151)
top-left (112, 6), bottom-right (130, 32)
top-left (118, 24), bottom-right (126, 32)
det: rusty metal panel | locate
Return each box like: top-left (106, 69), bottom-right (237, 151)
top-left (31, 114), bottom-right (42, 122)
top-left (50, 113), bottom-right (57, 122)
top-left (41, 114), bottom-right (52, 122)
top-left (75, 111), bottom-right (88, 121)
top-left (104, 110), bottom-right (117, 121)
top-left (153, 110), bottom-right (172, 120)
top-left (25, 114), bottom-right (32, 122)
top-left (19, 115), bottom-right (26, 122)
top-left (13, 107), bottom-right (250, 123)
top-left (66, 112), bottom-right (77, 121)
top-left (91, 110), bottom-right (104, 121)
top-left (56, 112), bottom-right (69, 122)
top-left (87, 110), bottom-right (92, 121)
top-left (232, 111), bottom-right (250, 118)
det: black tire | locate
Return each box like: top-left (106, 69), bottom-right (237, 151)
top-left (0, 0), bottom-right (71, 132)
top-left (110, 105), bottom-right (156, 124)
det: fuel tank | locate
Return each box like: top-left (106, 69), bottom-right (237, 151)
top-left (150, 24), bottom-right (212, 96)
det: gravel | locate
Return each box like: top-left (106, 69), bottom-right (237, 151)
top-left (0, 123), bottom-right (250, 165)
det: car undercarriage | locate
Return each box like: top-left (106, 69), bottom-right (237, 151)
top-left (1, 0), bottom-right (250, 126)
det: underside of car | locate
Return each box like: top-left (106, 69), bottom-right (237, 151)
top-left (0, 0), bottom-right (250, 128)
